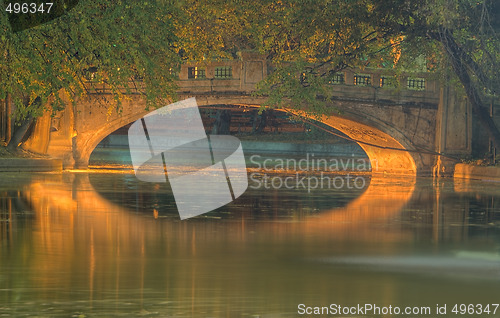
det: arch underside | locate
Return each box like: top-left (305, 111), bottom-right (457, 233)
top-left (75, 110), bottom-right (150, 168)
top-left (73, 96), bottom-right (419, 176)
top-left (319, 115), bottom-right (417, 176)
top-left (199, 102), bottom-right (418, 176)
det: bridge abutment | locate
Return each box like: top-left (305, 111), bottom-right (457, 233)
top-left (432, 85), bottom-right (472, 177)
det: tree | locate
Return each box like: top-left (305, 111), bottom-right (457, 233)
top-left (185, 0), bottom-right (500, 149)
top-left (211, 109), bottom-right (232, 135)
top-left (0, 0), bottom-right (184, 151)
top-left (3, 0), bottom-right (499, 153)
top-left (370, 0), bottom-right (500, 149)
top-left (424, 1), bottom-right (500, 149)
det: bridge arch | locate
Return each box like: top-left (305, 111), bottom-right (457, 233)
top-left (71, 95), bottom-right (420, 176)
top-left (194, 96), bottom-right (419, 176)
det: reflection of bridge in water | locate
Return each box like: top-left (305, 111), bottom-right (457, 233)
top-left (22, 52), bottom-right (472, 176)
top-left (16, 173), bottom-right (416, 244)
top-left (0, 173), bottom-right (415, 310)
top-left (2, 174), bottom-right (498, 315)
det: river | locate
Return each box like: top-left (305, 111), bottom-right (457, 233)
top-left (0, 150), bottom-right (500, 317)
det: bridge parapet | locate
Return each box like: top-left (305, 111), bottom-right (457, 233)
top-left (84, 52), bottom-right (439, 109)
top-left (178, 51), bottom-right (266, 94)
top-left (178, 54), bottom-right (439, 108)
top-left (329, 70), bottom-right (439, 108)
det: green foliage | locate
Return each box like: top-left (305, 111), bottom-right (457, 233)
top-left (242, 0), bottom-right (499, 118)
top-left (5, 0), bottom-right (79, 32)
top-left (256, 60), bottom-right (332, 117)
top-left (0, 0), bottom-right (184, 122)
top-left (1, 0), bottom-right (499, 126)
top-left (174, 0), bottom-right (247, 61)
top-left (239, 0), bottom-right (443, 115)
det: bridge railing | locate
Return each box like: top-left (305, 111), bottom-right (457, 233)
top-left (326, 69), bottom-right (440, 107)
top-left (178, 54), bottom-right (440, 107)
top-left (178, 51), bottom-right (266, 94)
top-left (85, 52), bottom-right (440, 107)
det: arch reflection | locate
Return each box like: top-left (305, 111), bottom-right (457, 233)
top-left (0, 173), bottom-right (415, 316)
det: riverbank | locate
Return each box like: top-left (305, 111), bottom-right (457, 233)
top-left (0, 158), bottom-right (62, 172)
top-left (454, 163), bottom-right (500, 182)
top-left (0, 147), bottom-right (62, 172)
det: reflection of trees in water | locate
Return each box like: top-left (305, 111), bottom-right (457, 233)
top-left (398, 179), bottom-right (500, 243)
top-left (0, 191), bottom-right (33, 244)
top-left (5, 173), bottom-right (500, 315)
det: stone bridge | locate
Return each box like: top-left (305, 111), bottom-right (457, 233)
top-left (22, 52), bottom-right (471, 176)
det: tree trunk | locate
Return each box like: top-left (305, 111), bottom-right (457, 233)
top-left (250, 110), bottom-right (259, 133)
top-left (255, 110), bottom-right (268, 134)
top-left (434, 28), bottom-right (500, 150)
top-left (7, 116), bottom-right (34, 152)
top-left (211, 109), bottom-right (232, 135)
top-left (5, 93), bottom-right (12, 143)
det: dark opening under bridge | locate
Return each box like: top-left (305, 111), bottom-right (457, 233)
top-left (22, 52), bottom-right (471, 176)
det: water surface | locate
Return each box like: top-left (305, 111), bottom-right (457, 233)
top-left (1, 169), bottom-right (500, 317)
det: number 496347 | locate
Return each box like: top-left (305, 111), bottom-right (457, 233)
top-left (451, 304), bottom-right (499, 315)
top-left (5, 2), bottom-right (54, 14)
